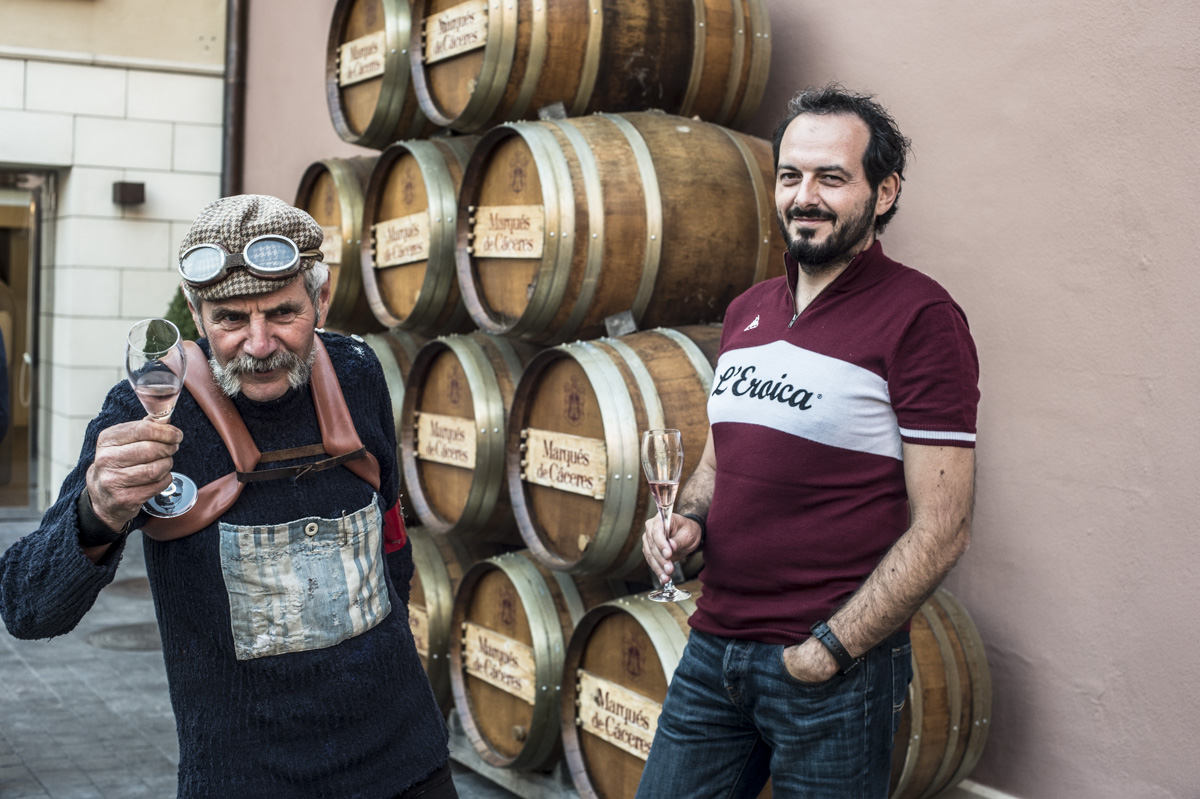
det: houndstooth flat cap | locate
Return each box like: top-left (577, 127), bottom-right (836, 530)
top-left (179, 194), bottom-right (324, 301)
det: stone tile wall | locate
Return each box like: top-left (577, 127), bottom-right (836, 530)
top-left (0, 54), bottom-right (223, 503)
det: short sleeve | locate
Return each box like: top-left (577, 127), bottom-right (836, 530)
top-left (888, 301), bottom-right (980, 448)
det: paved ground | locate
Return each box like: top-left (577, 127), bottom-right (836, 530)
top-left (0, 519), bottom-right (522, 799)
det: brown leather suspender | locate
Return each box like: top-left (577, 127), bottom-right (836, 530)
top-left (141, 337), bottom-right (380, 542)
top-left (308, 336), bottom-right (380, 490)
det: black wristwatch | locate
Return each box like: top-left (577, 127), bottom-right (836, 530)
top-left (809, 620), bottom-right (862, 674)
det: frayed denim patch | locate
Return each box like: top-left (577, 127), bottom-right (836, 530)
top-left (219, 499), bottom-right (391, 660)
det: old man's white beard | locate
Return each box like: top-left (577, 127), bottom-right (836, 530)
top-left (209, 348), bottom-right (316, 398)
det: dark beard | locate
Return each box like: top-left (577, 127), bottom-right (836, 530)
top-left (778, 192), bottom-right (878, 275)
top-left (209, 349), bottom-right (314, 398)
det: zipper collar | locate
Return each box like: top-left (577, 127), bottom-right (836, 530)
top-left (782, 241), bottom-right (885, 327)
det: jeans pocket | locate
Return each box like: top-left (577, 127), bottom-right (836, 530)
top-left (777, 645), bottom-right (842, 690)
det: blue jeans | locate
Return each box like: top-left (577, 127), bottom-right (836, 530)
top-left (634, 629), bottom-right (913, 799)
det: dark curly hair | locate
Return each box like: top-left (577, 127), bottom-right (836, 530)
top-left (771, 85), bottom-right (912, 233)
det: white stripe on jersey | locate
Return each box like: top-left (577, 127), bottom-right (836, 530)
top-left (708, 340), bottom-right (903, 460)
top-left (899, 427), bottom-right (977, 443)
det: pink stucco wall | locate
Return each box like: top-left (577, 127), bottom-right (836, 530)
top-left (243, 2), bottom-right (1200, 796)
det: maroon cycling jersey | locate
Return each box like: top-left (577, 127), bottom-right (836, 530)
top-left (688, 242), bottom-right (979, 645)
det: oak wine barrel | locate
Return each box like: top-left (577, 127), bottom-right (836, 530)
top-left (455, 112), bottom-right (785, 344)
top-left (409, 0), bottom-right (771, 133)
top-left (401, 332), bottom-right (539, 541)
top-left (449, 550), bottom-right (625, 770)
top-left (326, 0), bottom-right (436, 149)
top-left (362, 329), bottom-right (426, 518)
top-left (507, 326), bottom-right (719, 577)
top-left (408, 526), bottom-right (511, 714)
top-left (562, 582), bottom-right (699, 799)
top-left (362, 136), bottom-right (480, 334)
top-left (889, 588), bottom-right (992, 799)
top-left (295, 156), bottom-right (383, 333)
top-left (561, 582), bottom-right (773, 799)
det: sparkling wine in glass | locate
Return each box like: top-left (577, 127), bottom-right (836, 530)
top-left (641, 428), bottom-right (690, 603)
top-left (125, 318), bottom-right (198, 518)
top-left (133, 371), bottom-right (183, 420)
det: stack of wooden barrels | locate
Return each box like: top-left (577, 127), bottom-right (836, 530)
top-left (296, 2), bottom-right (992, 798)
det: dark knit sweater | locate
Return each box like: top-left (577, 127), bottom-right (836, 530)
top-left (0, 332), bottom-right (448, 798)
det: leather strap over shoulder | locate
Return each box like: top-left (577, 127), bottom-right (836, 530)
top-left (177, 340), bottom-right (260, 470)
top-left (310, 337), bottom-right (380, 491)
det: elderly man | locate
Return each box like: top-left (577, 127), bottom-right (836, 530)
top-left (0, 195), bottom-right (455, 799)
top-left (638, 86), bottom-right (981, 797)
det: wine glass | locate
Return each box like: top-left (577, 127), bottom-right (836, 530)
top-left (641, 428), bottom-right (691, 603)
top-left (125, 318), bottom-right (198, 518)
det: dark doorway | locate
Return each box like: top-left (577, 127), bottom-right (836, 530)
top-left (0, 174), bottom-right (44, 516)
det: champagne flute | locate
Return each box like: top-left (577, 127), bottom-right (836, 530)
top-left (642, 428), bottom-right (690, 603)
top-left (125, 318), bottom-right (198, 518)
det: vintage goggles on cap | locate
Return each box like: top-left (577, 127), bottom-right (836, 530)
top-left (178, 235), bottom-right (323, 287)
